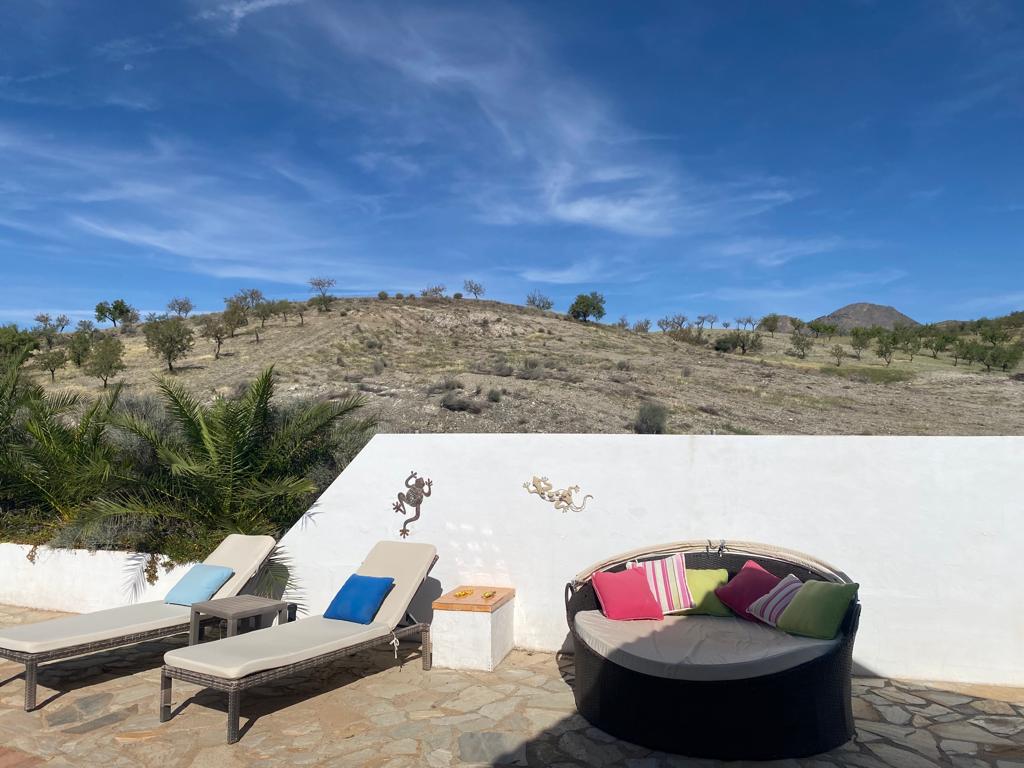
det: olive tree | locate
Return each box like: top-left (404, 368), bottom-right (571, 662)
top-left (525, 291), bottom-right (554, 311)
top-left (167, 297), bottom-right (194, 318)
top-left (849, 327), bottom-right (872, 360)
top-left (758, 314), bottom-right (780, 337)
top-left (95, 299), bottom-right (137, 328)
top-left (568, 292), bottom-right (606, 322)
top-left (198, 316), bottom-right (227, 359)
top-left (36, 349), bottom-right (67, 382)
top-left (308, 277), bottom-right (336, 311)
top-left (85, 336), bottom-right (126, 388)
top-left (830, 344), bottom-right (846, 366)
top-left (875, 332), bottom-right (896, 366)
top-left (463, 279), bottom-right (485, 299)
top-left (143, 316), bottom-right (194, 372)
top-left (789, 332), bottom-right (813, 359)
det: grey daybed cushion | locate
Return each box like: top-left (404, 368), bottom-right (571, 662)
top-left (574, 611), bottom-right (840, 681)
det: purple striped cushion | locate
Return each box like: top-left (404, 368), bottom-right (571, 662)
top-left (626, 554), bottom-right (693, 614)
top-left (748, 574), bottom-right (802, 626)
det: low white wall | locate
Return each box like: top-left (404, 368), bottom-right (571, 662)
top-left (280, 434), bottom-right (1024, 687)
top-left (0, 544), bottom-right (180, 612)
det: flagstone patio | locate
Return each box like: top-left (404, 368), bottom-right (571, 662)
top-left (1, 605), bottom-right (1022, 768)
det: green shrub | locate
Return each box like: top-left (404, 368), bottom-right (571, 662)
top-left (378, 291), bottom-right (389, 300)
top-left (487, 388), bottom-right (502, 402)
top-left (633, 401), bottom-right (669, 434)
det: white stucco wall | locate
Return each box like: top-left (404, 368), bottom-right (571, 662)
top-left (0, 544), bottom-right (180, 612)
top-left (280, 434), bottom-right (1024, 687)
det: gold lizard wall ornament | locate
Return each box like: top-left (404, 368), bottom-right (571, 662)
top-left (523, 475), bottom-right (593, 513)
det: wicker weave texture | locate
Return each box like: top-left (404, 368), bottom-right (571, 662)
top-left (565, 546), bottom-right (860, 760)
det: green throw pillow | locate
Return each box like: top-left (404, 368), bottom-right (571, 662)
top-left (681, 568), bottom-right (733, 617)
top-left (776, 580), bottom-right (859, 639)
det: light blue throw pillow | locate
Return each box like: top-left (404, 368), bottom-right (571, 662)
top-left (164, 564), bottom-right (234, 606)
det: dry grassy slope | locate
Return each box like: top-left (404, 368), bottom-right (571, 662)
top-left (43, 298), bottom-right (1024, 435)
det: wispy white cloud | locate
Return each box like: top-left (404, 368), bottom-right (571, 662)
top-left (0, 125), bottom-right (394, 287)
top-left (956, 291), bottom-right (1024, 312)
top-left (704, 236), bottom-right (845, 268)
top-left (217, 2), bottom-right (801, 239)
top-left (703, 269), bottom-right (907, 303)
top-left (195, 0), bottom-right (308, 34)
top-left (518, 259), bottom-right (608, 285)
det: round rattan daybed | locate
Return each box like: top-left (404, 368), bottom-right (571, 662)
top-left (565, 540), bottom-right (860, 761)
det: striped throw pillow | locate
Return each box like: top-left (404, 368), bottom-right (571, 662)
top-left (626, 554), bottom-right (693, 614)
top-left (748, 573), bottom-right (802, 626)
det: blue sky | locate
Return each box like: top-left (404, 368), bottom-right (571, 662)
top-left (1, 0), bottom-right (1022, 326)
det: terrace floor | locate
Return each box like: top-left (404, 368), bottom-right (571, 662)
top-left (1, 605), bottom-right (1022, 768)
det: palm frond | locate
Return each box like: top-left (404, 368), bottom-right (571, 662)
top-left (156, 376), bottom-right (207, 450)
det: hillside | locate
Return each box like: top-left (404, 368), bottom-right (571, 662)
top-left (36, 297), bottom-right (1024, 436)
top-left (811, 303), bottom-right (920, 332)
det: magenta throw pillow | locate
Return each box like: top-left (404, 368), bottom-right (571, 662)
top-left (714, 560), bottom-right (781, 621)
top-left (592, 568), bottom-right (664, 621)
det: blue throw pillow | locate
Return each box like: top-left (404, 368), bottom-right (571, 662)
top-left (324, 574), bottom-right (395, 624)
top-left (164, 564), bottom-right (235, 606)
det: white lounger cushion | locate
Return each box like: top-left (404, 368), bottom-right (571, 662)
top-left (355, 541), bottom-right (437, 630)
top-left (0, 534), bottom-right (276, 656)
top-left (163, 616), bottom-right (390, 678)
top-left (163, 540), bottom-right (437, 680)
top-left (205, 534), bottom-right (277, 600)
top-left (574, 611), bottom-right (840, 682)
top-left (0, 602), bottom-right (190, 654)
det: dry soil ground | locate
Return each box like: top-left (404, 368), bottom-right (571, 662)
top-left (40, 298), bottom-right (1024, 435)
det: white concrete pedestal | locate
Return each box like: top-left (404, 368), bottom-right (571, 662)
top-left (431, 586), bottom-right (515, 671)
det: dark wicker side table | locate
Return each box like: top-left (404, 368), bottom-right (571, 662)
top-left (189, 595), bottom-right (289, 645)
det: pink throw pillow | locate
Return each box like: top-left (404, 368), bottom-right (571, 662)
top-left (715, 560), bottom-right (781, 621)
top-left (592, 568), bottom-right (664, 621)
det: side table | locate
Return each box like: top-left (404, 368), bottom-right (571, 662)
top-left (189, 595), bottom-right (289, 645)
top-left (431, 586), bottom-right (515, 671)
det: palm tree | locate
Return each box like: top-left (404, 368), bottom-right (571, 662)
top-left (1, 348), bottom-right (129, 538)
top-left (79, 367), bottom-right (376, 562)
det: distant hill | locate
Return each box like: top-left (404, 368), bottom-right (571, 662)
top-left (812, 303), bottom-right (919, 332)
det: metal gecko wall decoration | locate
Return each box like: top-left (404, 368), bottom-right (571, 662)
top-left (523, 475), bottom-right (592, 513)
top-left (393, 471), bottom-right (433, 538)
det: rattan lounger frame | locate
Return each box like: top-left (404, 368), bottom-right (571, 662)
top-left (565, 540), bottom-right (860, 761)
top-left (160, 555), bottom-right (438, 744)
top-left (0, 553), bottom-right (272, 712)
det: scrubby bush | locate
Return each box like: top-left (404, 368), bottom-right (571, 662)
top-left (421, 284), bottom-right (446, 298)
top-left (440, 391), bottom-right (482, 413)
top-left (378, 290), bottom-right (389, 300)
top-left (830, 344), bottom-right (846, 366)
top-left (633, 401), bottom-right (669, 434)
top-left (632, 319), bottom-right (651, 333)
top-left (486, 388), bottom-right (502, 402)
top-left (427, 376), bottom-right (464, 394)
top-left (453, 292), bottom-right (463, 300)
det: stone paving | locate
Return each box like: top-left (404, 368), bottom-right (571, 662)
top-left (1, 604), bottom-right (1022, 768)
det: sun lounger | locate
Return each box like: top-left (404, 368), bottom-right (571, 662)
top-left (160, 540), bottom-right (437, 743)
top-left (0, 534), bottom-right (276, 710)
